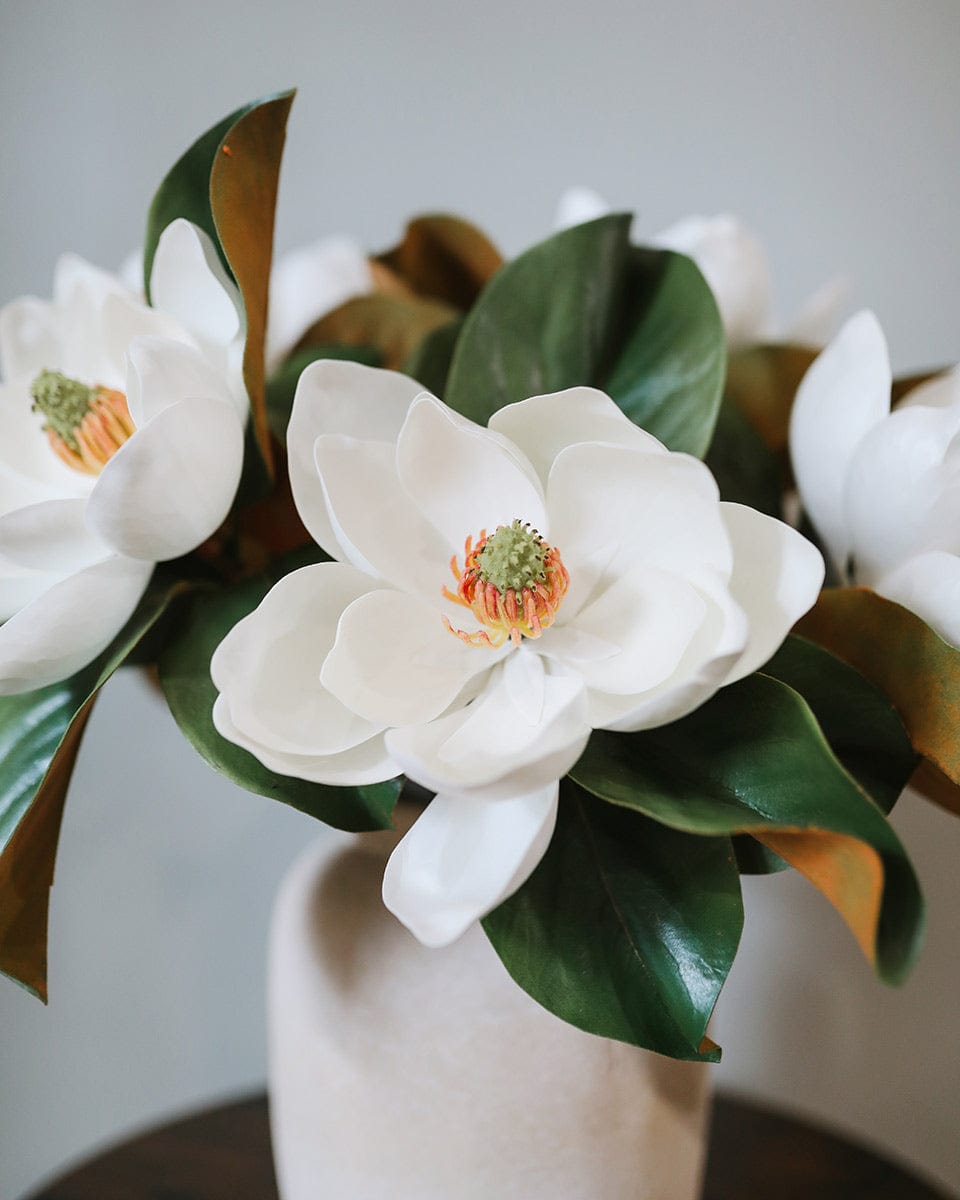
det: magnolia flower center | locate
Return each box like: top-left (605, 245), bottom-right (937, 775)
top-left (30, 370), bottom-right (135, 475)
top-left (443, 519), bottom-right (569, 648)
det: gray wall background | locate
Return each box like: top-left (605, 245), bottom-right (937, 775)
top-left (1, 1), bottom-right (959, 1196)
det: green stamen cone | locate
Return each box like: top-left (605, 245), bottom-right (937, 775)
top-left (30, 370), bottom-right (93, 452)
top-left (477, 520), bottom-right (547, 593)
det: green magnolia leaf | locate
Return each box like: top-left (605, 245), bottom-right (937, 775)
top-left (157, 577), bottom-right (399, 833)
top-left (266, 343), bottom-right (382, 442)
top-left (797, 587), bottom-right (960, 817)
top-left (704, 397), bottom-right (783, 517)
top-left (0, 573), bottom-right (188, 999)
top-left (483, 780), bottom-right (742, 1060)
top-left (144, 91), bottom-right (295, 480)
top-left (376, 214), bottom-right (503, 309)
top-left (444, 217), bottom-right (725, 457)
top-left (402, 318), bottom-right (463, 399)
top-left (570, 673), bottom-right (924, 985)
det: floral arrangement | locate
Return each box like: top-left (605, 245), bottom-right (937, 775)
top-left (1, 91), bottom-right (956, 1064)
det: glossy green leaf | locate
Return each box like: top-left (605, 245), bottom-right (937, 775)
top-left (704, 396), bottom-right (783, 517)
top-left (0, 573), bottom-right (189, 999)
top-left (158, 578), bottom-right (399, 833)
top-left (570, 674), bottom-right (924, 984)
top-left (483, 780), bottom-right (742, 1060)
top-left (444, 218), bottom-right (725, 457)
top-left (797, 587), bottom-right (960, 817)
top-left (402, 318), bottom-right (463, 399)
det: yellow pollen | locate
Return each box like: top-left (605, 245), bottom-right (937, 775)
top-left (443, 524), bottom-right (570, 648)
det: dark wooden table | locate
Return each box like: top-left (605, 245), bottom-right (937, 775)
top-left (25, 1092), bottom-right (954, 1200)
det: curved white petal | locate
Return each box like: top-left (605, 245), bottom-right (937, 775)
top-left (554, 187), bottom-right (611, 230)
top-left (213, 695), bottom-right (399, 785)
top-left (386, 654), bottom-right (589, 798)
top-left (98, 292), bottom-right (192, 385)
top-left (652, 214), bottom-right (771, 347)
top-left (546, 440), bottom-right (730, 618)
top-left (382, 781), bottom-right (559, 947)
top-left (875, 552), bottom-right (960, 649)
top-left (0, 555), bottom-right (152, 694)
top-left (124, 335), bottom-right (238, 427)
top-left (0, 297), bottom-right (62, 381)
top-left (321, 587), bottom-right (498, 727)
top-left (553, 564), bottom-right (707, 695)
top-left (898, 366), bottom-right (960, 412)
top-left (786, 276), bottom-right (849, 347)
top-left (842, 403), bottom-right (960, 582)
top-left (86, 395), bottom-right (244, 561)
top-left (397, 393), bottom-right (547, 552)
top-left (211, 562), bottom-right (382, 757)
top-left (267, 235), bottom-right (373, 369)
top-left (488, 386), bottom-right (666, 488)
top-left (0, 498), bottom-right (110, 573)
top-left (150, 219), bottom-right (242, 345)
top-left (313, 434), bottom-right (451, 598)
top-left (0, 557), bottom-right (56, 621)
top-left (789, 310), bottom-right (891, 575)
top-left (53, 253), bottom-right (129, 310)
top-left (721, 502), bottom-right (824, 682)
top-left (287, 360), bottom-right (425, 558)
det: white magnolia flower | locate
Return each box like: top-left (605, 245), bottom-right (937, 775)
top-left (790, 310), bottom-right (960, 647)
top-left (211, 361), bottom-right (823, 947)
top-left (266, 236), bottom-right (373, 372)
top-left (0, 219), bottom-right (247, 693)
top-left (555, 189), bottom-right (845, 349)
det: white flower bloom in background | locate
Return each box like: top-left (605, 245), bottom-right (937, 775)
top-left (0, 219), bottom-right (247, 693)
top-left (790, 309), bottom-right (960, 647)
top-left (211, 361), bottom-right (823, 947)
top-left (555, 188), bottom-right (845, 349)
top-left (266, 236), bottom-right (373, 372)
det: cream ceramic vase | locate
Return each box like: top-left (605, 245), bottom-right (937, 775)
top-left (267, 807), bottom-right (711, 1200)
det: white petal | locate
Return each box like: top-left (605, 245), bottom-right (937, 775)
top-left (488, 386), bottom-right (666, 488)
top-left (721, 502), bottom-right (824, 682)
top-left (313, 434), bottom-right (451, 598)
top-left (554, 187), bottom-right (611, 230)
top-left (898, 366), bottom-right (960, 412)
top-left (0, 297), bottom-right (61, 381)
top-left (555, 564), bottom-right (707, 695)
top-left (321, 587), bottom-right (497, 727)
top-left (211, 562), bottom-right (382, 757)
top-left (786, 276), bottom-right (849, 347)
top-left (652, 214), bottom-right (771, 347)
top-left (98, 292), bottom-right (193, 385)
top-left (397, 393), bottom-right (547, 551)
top-left (53, 253), bottom-right (129, 310)
top-left (266, 236), bottom-right (373, 369)
top-left (124, 335), bottom-right (238, 427)
top-left (546, 441), bottom-right (730, 619)
top-left (150, 219), bottom-right (242, 345)
top-left (0, 556), bottom-right (152, 694)
top-left (842, 403), bottom-right (960, 581)
top-left (86, 395), bottom-right (244, 561)
top-left (0, 557), bottom-right (56, 621)
top-left (789, 310), bottom-right (891, 575)
top-left (382, 782), bottom-right (559, 947)
top-left (386, 658), bottom-right (589, 798)
top-left (287, 360), bottom-right (425, 558)
top-left (0, 498), bottom-right (110, 573)
top-left (213, 695), bottom-right (399, 785)
top-left (876, 552), bottom-right (960, 649)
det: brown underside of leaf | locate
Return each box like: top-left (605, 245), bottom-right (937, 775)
top-left (297, 293), bottom-right (459, 371)
top-left (908, 758), bottom-right (960, 819)
top-left (376, 215), bottom-right (503, 310)
top-left (725, 343), bottom-right (818, 452)
top-left (0, 697), bottom-right (97, 1000)
top-left (753, 826), bottom-right (883, 964)
top-left (210, 93), bottom-right (295, 480)
top-left (796, 587), bottom-right (960, 791)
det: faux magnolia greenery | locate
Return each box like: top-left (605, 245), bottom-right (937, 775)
top-left (0, 91), bottom-right (956, 1063)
